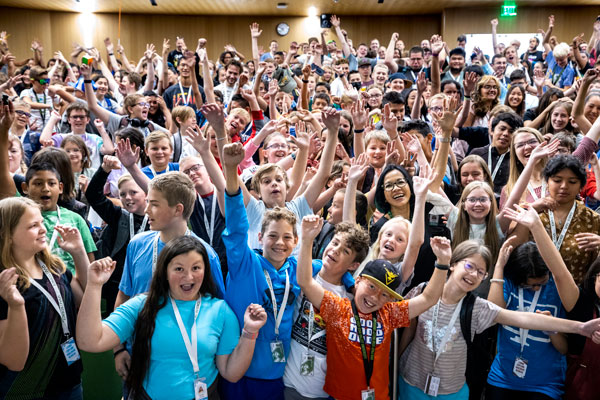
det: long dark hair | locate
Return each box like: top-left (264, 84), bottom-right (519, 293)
top-left (116, 127), bottom-right (150, 167)
top-left (126, 236), bottom-right (218, 398)
top-left (503, 241), bottom-right (549, 286)
top-left (583, 257), bottom-right (600, 303)
top-left (374, 164), bottom-right (415, 217)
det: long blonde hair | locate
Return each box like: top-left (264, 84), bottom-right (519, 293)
top-left (452, 182), bottom-right (500, 261)
top-left (504, 127), bottom-right (545, 197)
top-left (0, 197), bottom-right (65, 289)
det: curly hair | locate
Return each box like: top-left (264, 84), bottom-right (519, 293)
top-left (471, 75), bottom-right (501, 118)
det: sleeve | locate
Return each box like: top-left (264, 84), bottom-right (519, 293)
top-left (222, 190), bottom-right (256, 280)
top-left (75, 213), bottom-right (98, 253)
top-left (319, 290), bottom-right (343, 324)
top-left (458, 127), bottom-right (489, 149)
top-left (51, 134), bottom-right (65, 148)
top-left (119, 239), bottom-right (137, 296)
top-left (523, 108), bottom-right (537, 122)
top-left (163, 87), bottom-right (173, 110)
top-left (0, 297), bottom-right (8, 320)
top-left (291, 195), bottom-right (313, 216)
top-left (102, 295), bottom-right (146, 343)
top-left (503, 278), bottom-right (515, 306)
top-left (389, 300), bottom-right (411, 329)
top-left (199, 238), bottom-right (225, 299)
top-left (482, 63), bottom-right (494, 76)
top-left (106, 112), bottom-right (125, 135)
top-left (239, 141), bottom-right (259, 170)
top-left (573, 137), bottom-right (598, 165)
top-left (85, 167), bottom-right (123, 226)
top-left (215, 301), bottom-right (241, 356)
top-left (473, 297), bottom-right (501, 334)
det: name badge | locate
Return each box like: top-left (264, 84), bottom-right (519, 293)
top-left (194, 378), bottom-right (208, 400)
top-left (300, 353), bottom-right (315, 376)
top-left (270, 340), bottom-right (286, 363)
top-left (513, 356), bottom-right (528, 378)
top-left (361, 388), bottom-right (375, 400)
top-left (425, 374), bottom-right (441, 397)
top-left (61, 337), bottom-right (81, 366)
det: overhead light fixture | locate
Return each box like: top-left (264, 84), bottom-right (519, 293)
top-left (308, 6), bottom-right (317, 17)
top-left (150, 0), bottom-right (157, 5)
top-left (277, 2), bottom-right (288, 8)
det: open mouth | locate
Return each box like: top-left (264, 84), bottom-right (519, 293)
top-left (180, 283), bottom-right (195, 292)
top-left (363, 297), bottom-right (376, 309)
top-left (392, 193), bottom-right (405, 200)
top-left (382, 243), bottom-right (395, 253)
top-left (40, 195), bottom-right (51, 201)
top-left (463, 277), bottom-right (475, 286)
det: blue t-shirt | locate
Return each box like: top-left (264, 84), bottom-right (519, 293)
top-left (487, 277), bottom-right (566, 399)
top-left (546, 51), bottom-right (575, 89)
top-left (141, 163), bottom-right (180, 179)
top-left (119, 230), bottom-right (224, 299)
top-left (103, 294), bottom-right (239, 398)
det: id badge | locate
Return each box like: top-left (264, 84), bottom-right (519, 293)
top-left (300, 353), bottom-right (315, 376)
top-left (361, 388), bottom-right (375, 400)
top-left (193, 378), bottom-right (208, 400)
top-left (61, 337), bottom-right (81, 366)
top-left (513, 356), bottom-right (528, 378)
top-left (270, 340), bottom-right (286, 363)
top-left (425, 374), bottom-right (441, 397)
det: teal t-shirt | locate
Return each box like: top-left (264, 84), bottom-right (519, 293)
top-left (42, 206), bottom-right (97, 273)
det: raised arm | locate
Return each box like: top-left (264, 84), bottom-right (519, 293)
top-left (384, 33), bottom-right (400, 73)
top-left (198, 47), bottom-right (215, 105)
top-left (286, 125), bottom-right (310, 201)
top-left (0, 100), bottom-right (15, 199)
top-left (542, 15), bottom-right (555, 53)
top-left (185, 125), bottom-right (226, 195)
top-left (491, 19), bottom-right (500, 54)
top-left (429, 99), bottom-right (461, 192)
top-left (430, 36), bottom-right (444, 96)
top-left (115, 138), bottom-right (150, 193)
top-left (411, 72), bottom-right (427, 120)
top-left (297, 216), bottom-right (326, 308)
top-left (343, 156), bottom-right (369, 223)
top-left (249, 23), bottom-right (262, 66)
top-left (39, 111), bottom-right (61, 144)
top-left (351, 99), bottom-right (368, 157)
top-left (81, 63), bottom-right (111, 125)
top-left (573, 69), bottom-right (597, 134)
top-left (142, 44), bottom-right (156, 93)
top-left (330, 15), bottom-right (351, 58)
top-left (0, 268), bottom-right (29, 371)
top-left (117, 43), bottom-right (133, 73)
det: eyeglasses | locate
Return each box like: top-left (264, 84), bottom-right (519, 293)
top-left (36, 78), bottom-right (49, 85)
top-left (182, 164), bottom-right (204, 175)
top-left (136, 102), bottom-right (150, 108)
top-left (465, 196), bottom-right (490, 204)
top-left (463, 261), bottom-right (488, 280)
top-left (69, 115), bottom-right (87, 120)
top-left (483, 85), bottom-right (498, 90)
top-left (514, 139), bottom-right (539, 150)
top-left (15, 110), bottom-right (31, 118)
top-left (383, 179), bottom-right (408, 191)
top-left (430, 106), bottom-right (443, 113)
top-left (266, 144), bottom-right (288, 150)
top-left (521, 276), bottom-right (549, 290)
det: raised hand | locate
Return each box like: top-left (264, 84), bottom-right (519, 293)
top-left (432, 98), bottom-right (462, 133)
top-left (350, 99), bottom-right (368, 130)
top-left (184, 125), bottom-right (210, 154)
top-left (101, 155), bottom-right (121, 173)
top-left (490, 18), bottom-right (499, 28)
top-left (533, 68), bottom-right (546, 88)
top-left (289, 127), bottom-right (309, 152)
top-left (301, 215), bottom-right (324, 242)
top-left (330, 15), bottom-right (341, 28)
top-left (221, 142), bottom-right (245, 167)
top-left (201, 103), bottom-right (225, 128)
top-left (382, 103), bottom-right (398, 132)
top-left (463, 71), bottom-right (478, 96)
top-left (503, 204), bottom-right (541, 229)
top-left (115, 138), bottom-right (139, 168)
top-left (104, 37), bottom-right (114, 53)
top-left (430, 36), bottom-right (444, 55)
top-left (55, 225), bottom-right (85, 255)
top-left (80, 63), bottom-right (92, 79)
top-left (162, 38), bottom-right (170, 55)
top-left (530, 138), bottom-right (560, 162)
top-left (416, 71), bottom-right (428, 93)
top-left (385, 140), bottom-right (401, 166)
top-left (0, 268), bottom-right (24, 307)
top-left (0, 99), bottom-right (15, 133)
top-left (243, 303), bottom-right (268, 334)
top-left (322, 107), bottom-right (340, 133)
top-left (582, 68), bottom-right (598, 86)
top-left (430, 236), bottom-right (452, 265)
top-left (348, 156), bottom-right (369, 182)
top-left (496, 235), bottom-right (517, 270)
top-left (548, 15), bottom-right (555, 29)
top-left (197, 38), bottom-right (207, 49)
top-left (250, 23), bottom-right (262, 39)
top-left (412, 163), bottom-right (436, 197)
top-left (88, 257), bottom-right (116, 286)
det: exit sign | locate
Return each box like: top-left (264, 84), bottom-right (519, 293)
top-left (501, 4), bottom-right (517, 16)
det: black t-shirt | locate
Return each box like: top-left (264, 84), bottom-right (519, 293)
top-left (167, 49), bottom-right (183, 68)
top-left (521, 50), bottom-right (544, 65)
top-left (458, 126), bottom-right (490, 155)
top-left (566, 286), bottom-right (598, 356)
top-left (162, 82), bottom-right (206, 111)
top-left (523, 107), bottom-right (538, 122)
top-left (470, 145), bottom-right (510, 194)
top-left (0, 269), bottom-right (82, 398)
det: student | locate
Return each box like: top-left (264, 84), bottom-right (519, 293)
top-left (60, 135), bottom-right (94, 203)
top-left (0, 197), bottom-right (92, 399)
top-left (19, 66), bottom-right (53, 130)
top-left (297, 215), bottom-right (449, 400)
top-left (283, 222), bottom-right (370, 400)
top-left (77, 236), bottom-right (266, 400)
top-left (21, 163), bottom-right (97, 274)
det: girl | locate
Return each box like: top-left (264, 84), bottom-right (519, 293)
top-left (106, 127), bottom-right (148, 199)
top-left (573, 69), bottom-right (600, 133)
top-left (76, 236), bottom-right (267, 400)
top-left (504, 85), bottom-right (526, 117)
top-left (540, 99), bottom-right (577, 138)
top-left (61, 135), bottom-right (94, 202)
top-left (444, 154), bottom-right (494, 204)
top-left (398, 239), bottom-right (600, 400)
top-left (0, 197), bottom-right (91, 399)
top-left (7, 135), bottom-right (26, 175)
top-left (465, 75), bottom-right (501, 128)
top-left (524, 88), bottom-right (564, 128)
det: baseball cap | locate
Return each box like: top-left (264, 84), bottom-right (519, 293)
top-left (360, 259), bottom-right (403, 300)
top-left (388, 72), bottom-right (413, 89)
top-left (358, 58), bottom-right (372, 68)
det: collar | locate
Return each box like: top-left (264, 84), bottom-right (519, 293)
top-left (200, 190), bottom-right (214, 198)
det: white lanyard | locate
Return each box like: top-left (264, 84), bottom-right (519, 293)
top-left (548, 201), bottom-right (577, 251)
top-left (307, 303), bottom-right (326, 352)
top-left (431, 297), bottom-right (464, 368)
top-left (487, 148), bottom-right (507, 181)
top-left (29, 261), bottom-right (70, 336)
top-left (527, 181), bottom-right (547, 201)
top-left (517, 288), bottom-right (541, 354)
top-left (224, 82), bottom-right (238, 107)
top-left (129, 213), bottom-right (148, 241)
top-left (178, 81), bottom-right (192, 106)
top-left (263, 269), bottom-right (290, 337)
top-left (48, 206), bottom-right (62, 251)
top-left (149, 163), bottom-right (170, 178)
top-left (170, 296), bottom-right (202, 375)
top-left (197, 192), bottom-right (217, 247)
top-left (152, 230), bottom-right (190, 273)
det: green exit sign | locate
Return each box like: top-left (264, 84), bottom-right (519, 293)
top-left (501, 4), bottom-right (517, 16)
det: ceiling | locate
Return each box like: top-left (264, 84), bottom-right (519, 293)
top-left (0, 0), bottom-right (598, 16)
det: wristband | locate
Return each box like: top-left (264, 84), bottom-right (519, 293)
top-left (108, 52), bottom-right (114, 56)
top-left (463, 95), bottom-right (471, 100)
top-left (434, 262), bottom-right (450, 271)
top-left (242, 328), bottom-right (259, 340)
top-left (390, 134), bottom-right (399, 140)
top-left (84, 79), bottom-right (92, 84)
top-left (438, 137), bottom-right (451, 143)
top-left (291, 152), bottom-right (297, 160)
top-left (354, 128), bottom-right (365, 134)
top-left (215, 136), bottom-right (227, 141)
top-left (302, 79), bottom-right (309, 83)
top-left (432, 53), bottom-right (439, 57)
top-left (113, 348), bottom-right (127, 358)
top-left (490, 278), bottom-right (505, 284)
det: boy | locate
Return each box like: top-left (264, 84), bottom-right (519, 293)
top-left (297, 216), bottom-right (449, 400)
top-left (22, 163), bottom-right (96, 273)
top-left (283, 222), bottom-right (370, 400)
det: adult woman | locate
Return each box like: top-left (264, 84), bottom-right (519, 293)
top-left (465, 75), bottom-right (501, 128)
top-left (76, 236), bottom-right (267, 400)
top-left (0, 197), bottom-right (90, 399)
top-left (504, 85), bottom-right (526, 117)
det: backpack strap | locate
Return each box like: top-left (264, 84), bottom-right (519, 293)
top-left (173, 132), bottom-right (183, 162)
top-left (460, 292), bottom-right (477, 347)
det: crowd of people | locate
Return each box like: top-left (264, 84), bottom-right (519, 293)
top-left (2, 11), bottom-right (600, 400)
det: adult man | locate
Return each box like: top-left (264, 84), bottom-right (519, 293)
top-left (491, 54), bottom-right (509, 102)
top-left (404, 46), bottom-right (426, 83)
top-left (163, 57), bottom-right (205, 110)
top-left (167, 36), bottom-right (186, 68)
top-left (260, 40), bottom-right (279, 61)
top-left (441, 47), bottom-right (466, 84)
top-left (520, 37), bottom-right (544, 65)
top-left (357, 59), bottom-right (374, 88)
top-left (215, 60), bottom-right (246, 107)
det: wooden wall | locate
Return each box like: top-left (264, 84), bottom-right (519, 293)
top-left (0, 5), bottom-right (598, 65)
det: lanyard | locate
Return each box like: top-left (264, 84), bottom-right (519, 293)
top-left (29, 261), bottom-right (70, 336)
top-left (149, 163), bottom-right (170, 178)
top-left (34, 90), bottom-right (47, 124)
top-left (224, 82), bottom-right (238, 107)
top-left (548, 201), bottom-right (577, 250)
top-left (351, 300), bottom-right (377, 388)
top-left (517, 287), bottom-right (541, 354)
top-left (170, 296), bottom-right (202, 376)
top-left (152, 230), bottom-right (190, 273)
top-left (306, 303), bottom-right (326, 352)
top-left (178, 81), bottom-right (192, 106)
top-left (129, 213), bottom-right (148, 241)
top-left (487, 148), bottom-right (507, 181)
top-left (263, 269), bottom-right (290, 337)
top-left (431, 297), bottom-right (464, 369)
top-left (527, 181), bottom-right (547, 201)
top-left (551, 64), bottom-right (566, 85)
top-left (48, 207), bottom-right (62, 251)
top-left (197, 192), bottom-right (217, 247)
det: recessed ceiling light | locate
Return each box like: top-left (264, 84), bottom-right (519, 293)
top-left (277, 2), bottom-right (288, 8)
top-left (308, 6), bottom-right (317, 16)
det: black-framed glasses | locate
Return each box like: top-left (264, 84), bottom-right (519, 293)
top-left (69, 115), bottom-right (87, 120)
top-left (465, 196), bottom-right (490, 205)
top-left (183, 164), bottom-right (204, 175)
top-left (383, 180), bottom-right (407, 191)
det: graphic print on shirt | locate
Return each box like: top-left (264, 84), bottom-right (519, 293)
top-left (503, 294), bottom-right (559, 345)
top-left (421, 319), bottom-right (460, 354)
top-left (291, 295), bottom-right (328, 355)
top-left (348, 315), bottom-right (384, 345)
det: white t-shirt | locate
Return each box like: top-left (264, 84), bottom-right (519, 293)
top-left (20, 88), bottom-right (53, 129)
top-left (283, 274), bottom-right (351, 398)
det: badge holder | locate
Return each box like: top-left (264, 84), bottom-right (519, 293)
top-left (300, 353), bottom-right (315, 376)
top-left (361, 388), bottom-right (375, 400)
top-left (425, 374), bottom-right (441, 397)
top-left (270, 340), bottom-right (286, 363)
top-left (193, 376), bottom-right (208, 400)
top-left (61, 336), bottom-right (81, 366)
top-left (513, 356), bottom-right (528, 378)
